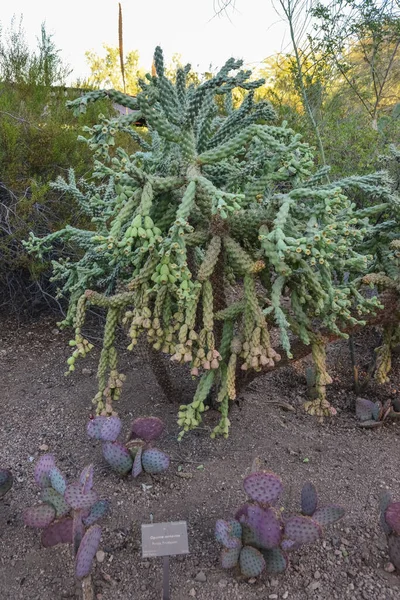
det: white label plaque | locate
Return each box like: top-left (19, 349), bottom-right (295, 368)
top-left (141, 521), bottom-right (189, 558)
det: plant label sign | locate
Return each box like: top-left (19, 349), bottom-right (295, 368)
top-left (141, 521), bottom-right (189, 558)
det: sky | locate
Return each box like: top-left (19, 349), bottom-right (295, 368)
top-left (0, 0), bottom-right (291, 82)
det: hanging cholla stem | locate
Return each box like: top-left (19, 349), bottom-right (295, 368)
top-left (24, 46), bottom-right (398, 437)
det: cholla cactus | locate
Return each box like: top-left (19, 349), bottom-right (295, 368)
top-left (24, 46), bottom-right (398, 435)
top-left (87, 415), bottom-right (170, 477)
top-left (380, 492), bottom-right (400, 571)
top-left (23, 455), bottom-right (108, 580)
top-left (216, 469), bottom-right (345, 578)
top-left (0, 468), bottom-right (13, 498)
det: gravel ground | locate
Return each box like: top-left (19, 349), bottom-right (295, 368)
top-left (1, 315), bottom-right (400, 600)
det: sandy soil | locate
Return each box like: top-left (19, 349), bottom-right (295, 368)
top-left (1, 314), bottom-right (400, 600)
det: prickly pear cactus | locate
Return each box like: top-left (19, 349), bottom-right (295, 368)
top-left (25, 46), bottom-right (397, 433)
top-left (216, 467), bottom-right (345, 579)
top-left (0, 468), bottom-right (13, 498)
top-left (24, 455), bottom-right (108, 580)
top-left (88, 415), bottom-right (170, 479)
top-left (381, 493), bottom-right (400, 571)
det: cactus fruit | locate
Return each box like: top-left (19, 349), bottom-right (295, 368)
top-left (217, 466), bottom-right (344, 579)
top-left (87, 416), bottom-right (122, 441)
top-left (0, 468), bottom-right (13, 498)
top-left (131, 417), bottom-right (165, 442)
top-left (243, 472), bottom-right (283, 505)
top-left (24, 504), bottom-right (56, 528)
top-left (141, 448), bottom-right (170, 474)
top-left (239, 546), bottom-right (266, 577)
top-left (75, 525), bottom-right (102, 579)
top-left (25, 454), bottom-right (108, 582)
top-left (89, 415), bottom-right (170, 480)
top-left (102, 441), bottom-right (133, 474)
top-left (301, 482), bottom-right (318, 516)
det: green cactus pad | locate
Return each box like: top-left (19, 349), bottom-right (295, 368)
top-left (49, 467), bottom-right (67, 496)
top-left (380, 491), bottom-right (393, 535)
top-left (388, 534), bottom-right (400, 571)
top-left (73, 511), bottom-right (85, 555)
top-left (64, 483), bottom-right (98, 510)
top-left (41, 487), bottom-right (70, 518)
top-left (239, 546), bottom-right (266, 578)
top-left (79, 464), bottom-right (94, 494)
top-left (132, 447), bottom-right (143, 478)
top-left (87, 416), bottom-right (122, 442)
top-left (301, 482), bottom-right (318, 516)
top-left (23, 503), bottom-right (56, 528)
top-left (243, 472), bottom-right (283, 505)
top-left (221, 546), bottom-right (241, 569)
top-left (131, 417), bottom-right (165, 442)
top-left (312, 505), bottom-right (345, 527)
top-left (284, 516), bottom-right (322, 545)
top-left (355, 397), bottom-right (376, 422)
top-left (34, 454), bottom-right (56, 488)
top-left (262, 548), bottom-right (289, 574)
top-left (240, 505), bottom-right (282, 549)
top-left (102, 441), bottom-right (133, 475)
top-left (75, 525), bottom-right (102, 579)
top-left (41, 518), bottom-right (73, 547)
top-left (141, 448), bottom-right (170, 474)
top-left (385, 503), bottom-right (400, 535)
top-left (0, 468), bottom-right (13, 498)
top-left (215, 519), bottom-right (242, 549)
top-left (83, 500), bottom-right (110, 526)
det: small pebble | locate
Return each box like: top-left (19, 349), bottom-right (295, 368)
top-left (314, 571), bottom-right (321, 580)
top-left (269, 595), bottom-right (278, 599)
top-left (195, 571), bottom-right (207, 583)
top-left (96, 551), bottom-right (105, 563)
top-left (283, 593), bottom-right (289, 599)
top-left (384, 562), bottom-right (395, 573)
top-left (39, 444), bottom-right (49, 451)
top-left (189, 588), bottom-right (196, 597)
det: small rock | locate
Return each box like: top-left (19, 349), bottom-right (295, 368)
top-left (283, 593), bottom-right (289, 599)
top-left (39, 444), bottom-right (49, 451)
top-left (269, 595), bottom-right (278, 599)
top-left (195, 571), bottom-right (207, 583)
top-left (96, 551), bottom-right (106, 563)
top-left (82, 368), bottom-right (93, 376)
top-left (248, 578), bottom-right (256, 584)
top-left (314, 571), bottom-right (321, 580)
top-left (308, 581), bottom-right (321, 591)
top-left (218, 579), bottom-right (228, 588)
top-left (384, 562), bottom-right (396, 573)
top-left (189, 588), bottom-right (196, 597)
top-left (52, 329), bottom-right (60, 335)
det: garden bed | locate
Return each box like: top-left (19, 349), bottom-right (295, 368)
top-left (1, 314), bottom-right (400, 599)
